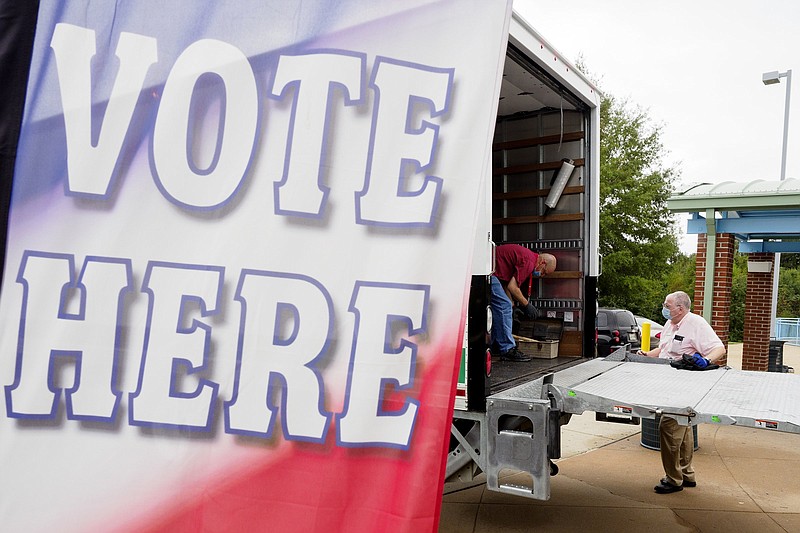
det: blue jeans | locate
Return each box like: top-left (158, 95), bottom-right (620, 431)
top-left (490, 276), bottom-right (515, 353)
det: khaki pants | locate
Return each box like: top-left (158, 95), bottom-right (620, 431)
top-left (659, 416), bottom-right (695, 486)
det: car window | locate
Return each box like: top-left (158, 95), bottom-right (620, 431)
top-left (616, 311), bottom-right (636, 328)
top-left (597, 312), bottom-right (608, 328)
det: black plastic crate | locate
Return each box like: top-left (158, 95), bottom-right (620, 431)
top-left (531, 317), bottom-right (564, 342)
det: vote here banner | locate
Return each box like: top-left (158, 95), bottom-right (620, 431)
top-left (0, 1), bottom-right (511, 531)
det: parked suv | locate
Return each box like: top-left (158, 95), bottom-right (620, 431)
top-left (596, 308), bottom-right (641, 357)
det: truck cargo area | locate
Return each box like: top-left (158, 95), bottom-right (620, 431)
top-left (489, 355), bottom-right (586, 392)
top-left (458, 20), bottom-right (599, 408)
top-left (491, 317), bottom-right (587, 392)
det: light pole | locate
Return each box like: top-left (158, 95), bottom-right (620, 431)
top-left (762, 69), bottom-right (792, 337)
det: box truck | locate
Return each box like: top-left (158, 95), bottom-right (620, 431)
top-left (446, 10), bottom-right (601, 500)
top-left (447, 10), bottom-right (800, 502)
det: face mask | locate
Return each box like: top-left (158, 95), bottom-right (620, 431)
top-left (662, 307), bottom-right (672, 321)
top-left (532, 271), bottom-right (541, 278)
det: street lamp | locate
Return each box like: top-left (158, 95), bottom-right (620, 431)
top-left (762, 69), bottom-right (792, 337)
top-left (762, 70), bottom-right (792, 180)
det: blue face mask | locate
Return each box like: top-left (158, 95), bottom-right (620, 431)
top-left (662, 306), bottom-right (672, 321)
top-left (532, 271), bottom-right (541, 278)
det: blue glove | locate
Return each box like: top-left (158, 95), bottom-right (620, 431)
top-left (690, 352), bottom-right (709, 369)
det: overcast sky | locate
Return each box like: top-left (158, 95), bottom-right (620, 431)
top-left (514, 0), bottom-right (800, 253)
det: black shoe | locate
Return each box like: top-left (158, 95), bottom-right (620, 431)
top-left (499, 347), bottom-right (531, 362)
top-left (654, 480), bottom-right (683, 494)
top-left (660, 477), bottom-right (696, 488)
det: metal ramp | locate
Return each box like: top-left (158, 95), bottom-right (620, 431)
top-left (548, 359), bottom-right (800, 434)
top-left (482, 356), bottom-right (800, 501)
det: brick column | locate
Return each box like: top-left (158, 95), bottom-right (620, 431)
top-left (693, 234), bottom-right (707, 315)
top-left (742, 253), bottom-right (775, 371)
top-left (693, 234), bottom-right (733, 365)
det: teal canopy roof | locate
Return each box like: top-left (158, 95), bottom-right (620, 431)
top-left (667, 179), bottom-right (800, 253)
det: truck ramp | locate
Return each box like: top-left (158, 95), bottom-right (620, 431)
top-left (480, 356), bottom-right (800, 501)
top-left (546, 358), bottom-right (800, 434)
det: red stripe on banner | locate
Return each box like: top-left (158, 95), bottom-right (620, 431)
top-left (133, 341), bottom-right (462, 533)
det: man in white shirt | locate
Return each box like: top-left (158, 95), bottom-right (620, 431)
top-left (638, 291), bottom-right (726, 494)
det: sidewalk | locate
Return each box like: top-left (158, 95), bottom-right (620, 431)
top-left (439, 343), bottom-right (800, 532)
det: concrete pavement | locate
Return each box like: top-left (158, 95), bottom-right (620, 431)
top-left (439, 344), bottom-right (800, 532)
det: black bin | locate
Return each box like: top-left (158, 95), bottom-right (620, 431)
top-left (769, 339), bottom-right (786, 372)
top-left (641, 415), bottom-right (698, 451)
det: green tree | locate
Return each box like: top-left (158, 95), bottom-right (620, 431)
top-left (581, 59), bottom-right (798, 332)
top-left (663, 252), bottom-right (695, 304)
top-left (780, 250), bottom-right (800, 270)
top-left (729, 251), bottom-right (748, 342)
top-left (596, 93), bottom-right (682, 319)
top-left (778, 263), bottom-right (800, 318)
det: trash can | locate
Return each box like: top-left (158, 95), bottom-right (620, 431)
top-left (641, 415), bottom-right (698, 451)
top-left (769, 339), bottom-right (786, 373)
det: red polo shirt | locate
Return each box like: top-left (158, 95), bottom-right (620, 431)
top-left (494, 244), bottom-right (538, 285)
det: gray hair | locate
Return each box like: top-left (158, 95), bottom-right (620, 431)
top-left (669, 291), bottom-right (691, 310)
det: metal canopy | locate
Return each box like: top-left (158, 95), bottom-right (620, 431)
top-left (667, 179), bottom-right (800, 253)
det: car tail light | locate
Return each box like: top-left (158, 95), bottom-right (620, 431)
top-left (612, 329), bottom-right (620, 343)
top-left (485, 349), bottom-right (492, 376)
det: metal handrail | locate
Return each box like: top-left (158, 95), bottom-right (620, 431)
top-left (775, 317), bottom-right (800, 346)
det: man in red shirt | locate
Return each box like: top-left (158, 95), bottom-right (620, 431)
top-left (491, 244), bottom-right (557, 361)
